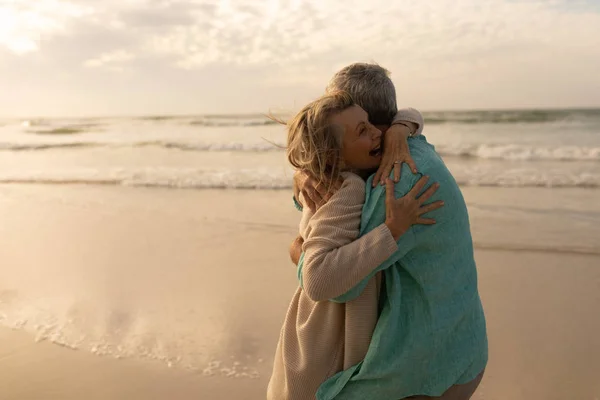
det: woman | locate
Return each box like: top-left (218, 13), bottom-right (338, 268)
top-left (267, 92), bottom-right (444, 400)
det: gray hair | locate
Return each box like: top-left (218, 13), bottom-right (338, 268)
top-left (325, 63), bottom-right (397, 126)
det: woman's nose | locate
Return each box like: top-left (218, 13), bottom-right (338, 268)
top-left (372, 126), bottom-right (382, 139)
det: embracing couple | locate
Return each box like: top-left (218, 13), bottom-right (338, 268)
top-left (267, 63), bottom-right (488, 400)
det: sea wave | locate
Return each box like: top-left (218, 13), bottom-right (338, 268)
top-left (2, 140), bottom-right (598, 162)
top-left (436, 144), bottom-right (600, 162)
top-left (26, 125), bottom-right (102, 135)
top-left (10, 108), bottom-right (600, 128)
top-left (19, 120), bottom-right (105, 134)
top-left (423, 108), bottom-right (600, 125)
top-left (144, 141), bottom-right (284, 152)
top-left (0, 296), bottom-right (262, 377)
top-left (188, 119), bottom-right (279, 127)
top-left (1, 167), bottom-right (598, 189)
top-left (0, 141), bottom-right (285, 152)
top-left (0, 142), bottom-right (101, 151)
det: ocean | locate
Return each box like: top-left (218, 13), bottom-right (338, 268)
top-left (1, 108), bottom-right (599, 189)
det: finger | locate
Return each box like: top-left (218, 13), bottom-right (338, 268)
top-left (304, 174), bottom-right (317, 189)
top-left (407, 176), bottom-right (430, 198)
top-left (415, 217), bottom-right (436, 225)
top-left (309, 188), bottom-right (326, 208)
top-left (373, 168), bottom-right (382, 188)
top-left (417, 200), bottom-right (445, 216)
top-left (328, 178), bottom-right (343, 195)
top-left (407, 157), bottom-right (418, 174)
top-left (301, 189), bottom-right (316, 212)
top-left (385, 178), bottom-right (396, 205)
top-left (301, 170), bottom-right (312, 181)
top-left (380, 166), bottom-right (392, 186)
top-left (393, 162), bottom-right (401, 183)
top-left (416, 182), bottom-right (440, 205)
top-left (293, 181), bottom-right (300, 200)
top-left (315, 197), bottom-right (326, 211)
top-left (310, 187), bottom-right (326, 211)
top-left (385, 178), bottom-right (396, 217)
top-left (314, 182), bottom-right (329, 197)
top-left (333, 177), bottom-right (344, 191)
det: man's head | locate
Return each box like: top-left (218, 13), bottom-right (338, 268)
top-left (326, 63), bottom-right (398, 129)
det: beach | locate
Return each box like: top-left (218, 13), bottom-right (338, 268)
top-left (2, 0), bottom-right (600, 396)
top-left (1, 183), bottom-right (599, 399)
top-left (1, 110), bottom-right (600, 399)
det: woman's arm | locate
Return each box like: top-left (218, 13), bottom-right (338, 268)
top-left (372, 108), bottom-right (425, 186)
top-left (301, 173), bottom-right (443, 302)
top-left (392, 107), bottom-right (424, 137)
top-left (301, 174), bottom-right (398, 301)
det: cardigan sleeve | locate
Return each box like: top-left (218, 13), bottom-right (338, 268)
top-left (300, 173), bottom-right (398, 301)
top-left (393, 107), bottom-right (424, 136)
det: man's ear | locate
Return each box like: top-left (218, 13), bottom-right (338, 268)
top-left (375, 124), bottom-right (388, 133)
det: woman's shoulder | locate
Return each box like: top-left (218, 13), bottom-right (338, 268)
top-left (336, 172), bottom-right (366, 202)
top-left (300, 172), bottom-right (365, 235)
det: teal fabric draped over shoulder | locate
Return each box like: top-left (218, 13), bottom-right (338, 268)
top-left (297, 135), bottom-right (488, 400)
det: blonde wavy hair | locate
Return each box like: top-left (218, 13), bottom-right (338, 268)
top-left (280, 91), bottom-right (355, 192)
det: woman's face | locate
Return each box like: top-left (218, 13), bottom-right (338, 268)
top-left (330, 105), bottom-right (383, 172)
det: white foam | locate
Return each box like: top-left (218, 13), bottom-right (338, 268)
top-left (3, 139), bottom-right (599, 162)
top-left (0, 166), bottom-right (598, 189)
top-left (0, 295), bottom-right (263, 378)
top-left (437, 144), bottom-right (600, 162)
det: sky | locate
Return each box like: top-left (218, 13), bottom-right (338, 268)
top-left (1, 0), bottom-right (599, 117)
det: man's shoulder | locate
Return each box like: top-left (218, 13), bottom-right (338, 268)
top-left (409, 137), bottom-right (458, 182)
top-left (396, 138), bottom-right (465, 215)
top-left (408, 135), bottom-right (439, 163)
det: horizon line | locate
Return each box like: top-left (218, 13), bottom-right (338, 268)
top-left (1, 105), bottom-right (599, 120)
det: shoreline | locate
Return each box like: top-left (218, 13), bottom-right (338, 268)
top-left (2, 248), bottom-right (599, 399)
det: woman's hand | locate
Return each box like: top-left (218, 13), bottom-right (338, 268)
top-left (293, 170), bottom-right (343, 212)
top-left (384, 177), bottom-right (445, 241)
top-left (289, 235), bottom-right (304, 265)
top-left (372, 124), bottom-right (418, 188)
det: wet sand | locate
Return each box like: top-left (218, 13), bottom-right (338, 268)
top-left (1, 184), bottom-right (599, 399)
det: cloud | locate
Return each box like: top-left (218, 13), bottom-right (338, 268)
top-left (1, 0), bottom-right (599, 115)
top-left (0, 0), bottom-right (91, 54)
top-left (4, 0), bottom-right (599, 68)
top-left (131, 0), bottom-right (600, 73)
top-left (83, 49), bottom-right (135, 71)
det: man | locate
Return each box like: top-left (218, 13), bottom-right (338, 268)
top-left (291, 63), bottom-right (487, 400)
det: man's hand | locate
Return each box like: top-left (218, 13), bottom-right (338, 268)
top-left (289, 235), bottom-right (304, 265)
top-left (372, 123), bottom-right (418, 187)
top-left (293, 170), bottom-right (342, 212)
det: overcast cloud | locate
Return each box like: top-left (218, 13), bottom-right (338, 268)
top-left (1, 0), bottom-right (599, 116)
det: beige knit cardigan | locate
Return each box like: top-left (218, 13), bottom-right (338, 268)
top-left (267, 173), bottom-right (398, 400)
top-left (267, 108), bottom-right (424, 400)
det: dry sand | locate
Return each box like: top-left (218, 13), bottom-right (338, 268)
top-left (1, 184), bottom-right (599, 399)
